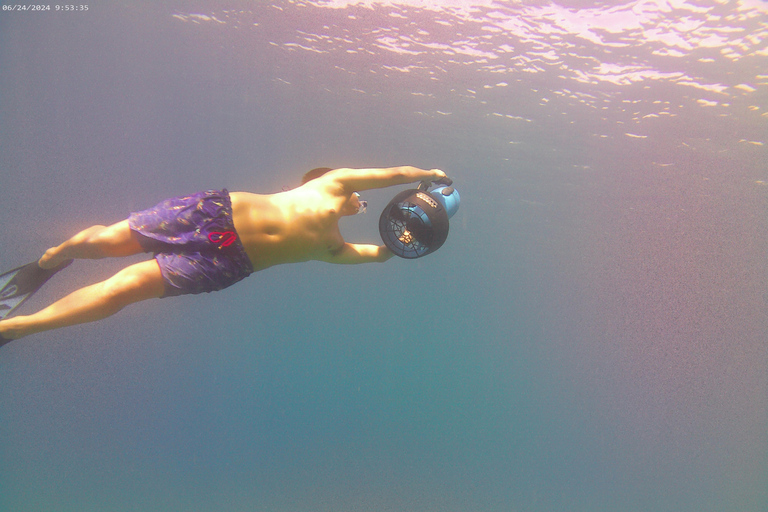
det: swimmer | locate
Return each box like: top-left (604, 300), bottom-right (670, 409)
top-left (0, 166), bottom-right (448, 344)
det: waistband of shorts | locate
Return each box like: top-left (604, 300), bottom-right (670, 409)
top-left (219, 189), bottom-right (255, 275)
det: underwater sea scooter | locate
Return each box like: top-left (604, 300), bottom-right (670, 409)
top-left (378, 177), bottom-right (460, 259)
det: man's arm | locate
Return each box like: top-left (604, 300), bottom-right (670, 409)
top-left (324, 166), bottom-right (446, 192)
top-left (320, 243), bottom-right (394, 265)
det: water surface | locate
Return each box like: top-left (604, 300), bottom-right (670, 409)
top-left (1, 1), bottom-right (766, 511)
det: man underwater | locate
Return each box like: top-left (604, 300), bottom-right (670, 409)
top-left (0, 166), bottom-right (448, 344)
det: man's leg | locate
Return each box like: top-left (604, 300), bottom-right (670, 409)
top-left (39, 220), bottom-right (145, 269)
top-left (0, 259), bottom-right (165, 340)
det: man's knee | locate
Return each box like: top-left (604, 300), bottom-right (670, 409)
top-left (103, 261), bottom-right (165, 305)
top-left (73, 225), bottom-right (107, 243)
top-left (88, 222), bottom-right (122, 244)
top-left (89, 221), bottom-right (144, 256)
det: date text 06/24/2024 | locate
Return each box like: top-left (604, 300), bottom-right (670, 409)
top-left (2, 4), bottom-right (89, 11)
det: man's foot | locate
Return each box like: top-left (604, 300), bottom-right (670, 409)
top-left (39, 258), bottom-right (74, 273)
top-left (38, 248), bottom-right (69, 270)
top-left (0, 323), bottom-right (15, 347)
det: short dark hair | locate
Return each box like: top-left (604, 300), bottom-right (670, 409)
top-left (301, 167), bottom-right (333, 185)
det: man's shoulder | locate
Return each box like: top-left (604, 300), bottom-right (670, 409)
top-left (297, 176), bottom-right (348, 197)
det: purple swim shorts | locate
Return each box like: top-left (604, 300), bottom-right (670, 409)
top-left (128, 190), bottom-right (254, 297)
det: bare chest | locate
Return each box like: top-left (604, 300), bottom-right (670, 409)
top-left (230, 192), bottom-right (344, 270)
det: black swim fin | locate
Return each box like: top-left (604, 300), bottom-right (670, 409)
top-left (0, 259), bottom-right (73, 321)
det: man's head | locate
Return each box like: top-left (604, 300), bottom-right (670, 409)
top-left (301, 167), bottom-right (333, 185)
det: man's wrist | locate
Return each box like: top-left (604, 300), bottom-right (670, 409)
top-left (379, 246), bottom-right (394, 261)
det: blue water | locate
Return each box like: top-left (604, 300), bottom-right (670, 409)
top-left (1, 1), bottom-right (766, 511)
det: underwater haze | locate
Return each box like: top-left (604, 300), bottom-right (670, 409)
top-left (1, 1), bottom-right (767, 511)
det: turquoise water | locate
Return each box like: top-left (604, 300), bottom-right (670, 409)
top-left (1, 1), bottom-right (766, 511)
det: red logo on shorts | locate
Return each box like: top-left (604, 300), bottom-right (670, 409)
top-left (209, 231), bottom-right (237, 249)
